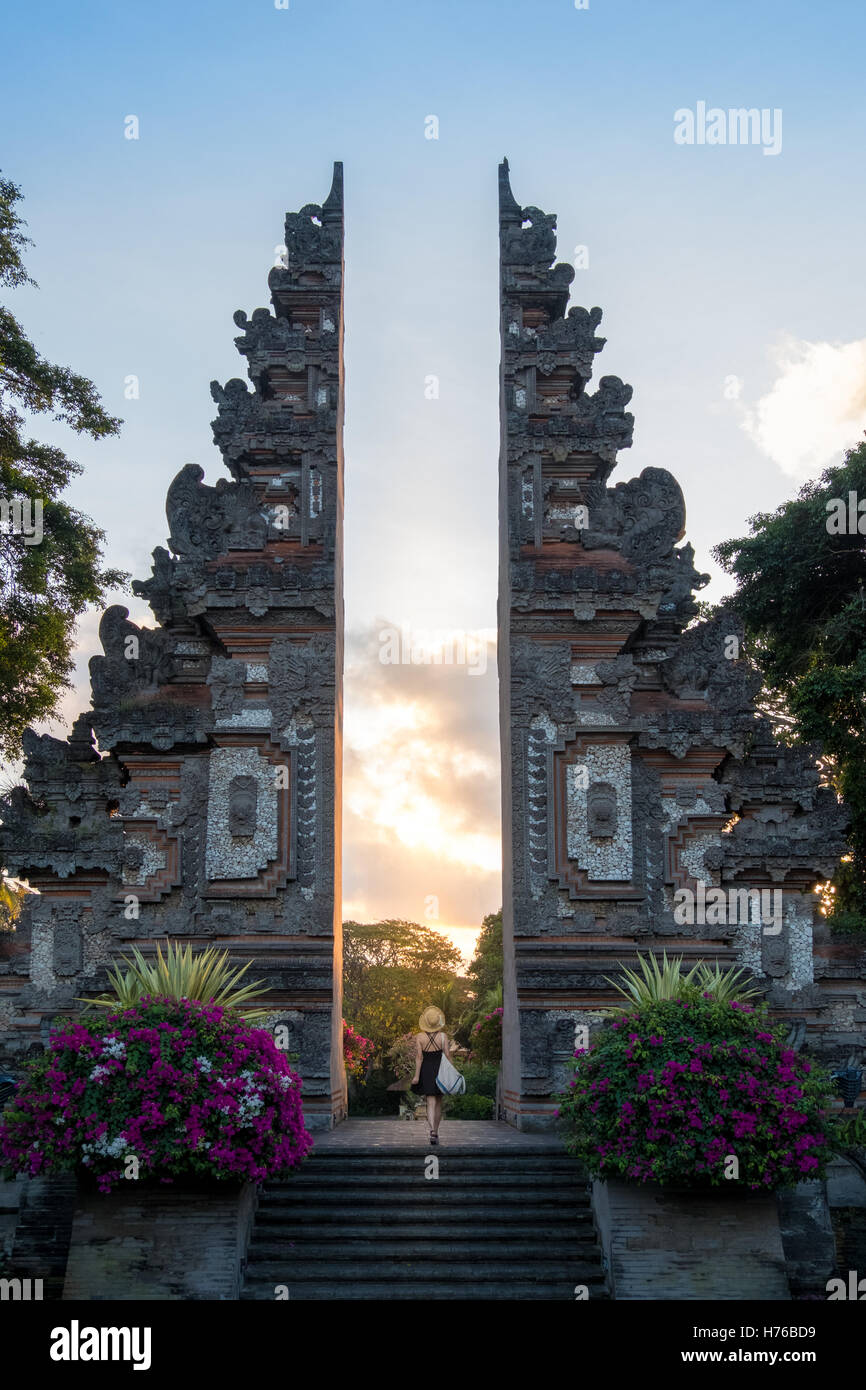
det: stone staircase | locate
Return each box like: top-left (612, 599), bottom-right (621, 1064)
top-left (241, 1142), bottom-right (608, 1300)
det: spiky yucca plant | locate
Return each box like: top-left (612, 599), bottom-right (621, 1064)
top-left (482, 981), bottom-right (503, 1012)
top-left (0, 874), bottom-right (30, 932)
top-left (79, 940), bottom-right (270, 1019)
top-left (604, 951), bottom-right (761, 1010)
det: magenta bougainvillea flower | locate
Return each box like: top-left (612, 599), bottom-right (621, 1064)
top-left (342, 1019), bottom-right (375, 1078)
top-left (471, 1007), bottom-right (503, 1063)
top-left (0, 996), bottom-right (311, 1193)
top-left (557, 996), bottom-right (835, 1191)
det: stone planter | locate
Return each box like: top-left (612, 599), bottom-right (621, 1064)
top-left (592, 1178), bottom-right (791, 1300)
top-left (61, 1177), bottom-right (258, 1301)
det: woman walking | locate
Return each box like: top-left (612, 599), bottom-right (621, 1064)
top-left (410, 1005), bottom-right (451, 1144)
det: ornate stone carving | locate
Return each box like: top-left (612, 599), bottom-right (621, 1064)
top-left (1, 167), bottom-right (347, 1129)
top-left (582, 467), bottom-right (686, 563)
top-left (500, 204), bottom-right (559, 268)
top-left (166, 465), bottom-right (268, 560)
top-left (269, 634), bottom-right (334, 729)
top-left (498, 160), bottom-right (857, 1131)
top-left (588, 782), bottom-right (617, 838)
top-left (228, 775), bottom-right (258, 837)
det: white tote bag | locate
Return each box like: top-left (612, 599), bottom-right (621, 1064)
top-left (435, 1052), bottom-right (466, 1096)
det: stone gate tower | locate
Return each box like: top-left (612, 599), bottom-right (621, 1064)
top-left (498, 159), bottom-right (858, 1131)
top-left (0, 165), bottom-right (347, 1130)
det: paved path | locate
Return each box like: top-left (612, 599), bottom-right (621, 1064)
top-left (313, 1118), bottom-right (565, 1151)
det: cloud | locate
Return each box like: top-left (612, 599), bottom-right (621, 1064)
top-left (342, 619), bottom-right (501, 943)
top-left (741, 336), bottom-right (866, 479)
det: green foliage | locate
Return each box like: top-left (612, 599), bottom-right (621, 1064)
top-left (712, 442), bottom-right (866, 924)
top-left (605, 952), bottom-right (761, 1009)
top-left (830, 1105), bottom-right (866, 1152)
top-left (482, 981), bottom-right (503, 1011)
top-left (385, 1031), bottom-right (417, 1083)
top-left (470, 1007), bottom-right (503, 1063)
top-left (459, 1062), bottom-right (499, 1099)
top-left (427, 976), bottom-right (473, 1023)
top-left (454, 909), bottom-right (503, 1046)
top-left (445, 1094), bottom-right (494, 1120)
top-left (465, 909), bottom-right (502, 1001)
top-left (440, 1057), bottom-right (497, 1120)
top-left (342, 1019), bottom-right (375, 1078)
top-left (0, 872), bottom-right (27, 931)
top-left (347, 1068), bottom-right (398, 1116)
top-left (0, 174), bottom-right (128, 758)
top-left (78, 940), bottom-right (270, 1019)
top-left (341, 919), bottom-right (463, 1061)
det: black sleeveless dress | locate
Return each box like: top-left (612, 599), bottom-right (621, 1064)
top-left (412, 1032), bottom-right (443, 1096)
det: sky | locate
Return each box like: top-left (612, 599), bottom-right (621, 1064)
top-left (3, 0), bottom-right (866, 963)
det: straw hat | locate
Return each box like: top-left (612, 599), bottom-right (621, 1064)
top-left (419, 1005), bottom-right (445, 1032)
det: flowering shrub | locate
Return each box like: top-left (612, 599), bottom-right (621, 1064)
top-left (557, 996), bottom-right (834, 1191)
top-left (386, 1032), bottom-right (418, 1082)
top-left (342, 1019), bottom-right (374, 1078)
top-left (471, 1007), bottom-right (502, 1063)
top-left (0, 997), bottom-right (311, 1193)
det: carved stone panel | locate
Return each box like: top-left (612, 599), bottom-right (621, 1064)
top-left (206, 747), bottom-right (279, 880)
top-left (228, 775), bottom-right (258, 837)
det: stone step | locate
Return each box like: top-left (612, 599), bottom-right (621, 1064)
top-left (242, 1142), bottom-right (607, 1302)
top-left (275, 1172), bottom-right (587, 1190)
top-left (254, 1207), bottom-right (593, 1229)
top-left (243, 1259), bottom-right (607, 1284)
top-left (241, 1279), bottom-right (609, 1301)
top-left (293, 1167), bottom-right (585, 1179)
top-left (252, 1215), bottom-right (596, 1236)
top-left (304, 1145), bottom-right (570, 1158)
top-left (247, 1238), bottom-right (596, 1259)
top-left (258, 1189), bottom-right (589, 1209)
top-left (302, 1151), bottom-right (578, 1166)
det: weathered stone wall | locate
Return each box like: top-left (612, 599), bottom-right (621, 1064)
top-left (0, 166), bottom-right (348, 1129)
top-left (62, 1181), bottom-right (257, 1301)
top-left (593, 1179), bottom-right (791, 1300)
top-left (5, 1173), bottom-right (77, 1299)
top-left (778, 1180), bottom-right (837, 1297)
top-left (497, 158), bottom-right (862, 1130)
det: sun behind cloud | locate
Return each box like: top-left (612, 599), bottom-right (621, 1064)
top-left (341, 620), bottom-right (501, 951)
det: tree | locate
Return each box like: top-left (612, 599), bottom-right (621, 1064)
top-left (342, 919), bottom-right (463, 1059)
top-left (464, 908), bottom-right (503, 1002)
top-left (427, 977), bottom-right (473, 1025)
top-left (452, 909), bottom-right (503, 1045)
top-left (713, 441), bottom-right (866, 925)
top-left (0, 174), bottom-right (127, 758)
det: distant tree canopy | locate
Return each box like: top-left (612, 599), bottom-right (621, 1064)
top-left (713, 441), bottom-right (866, 926)
top-left (0, 174), bottom-right (127, 758)
top-left (448, 909), bottom-right (504, 1047)
top-left (342, 919), bottom-right (463, 1059)
top-left (464, 908), bottom-right (502, 1003)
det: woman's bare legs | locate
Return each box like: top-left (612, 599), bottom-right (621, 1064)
top-left (426, 1094), bottom-right (442, 1136)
